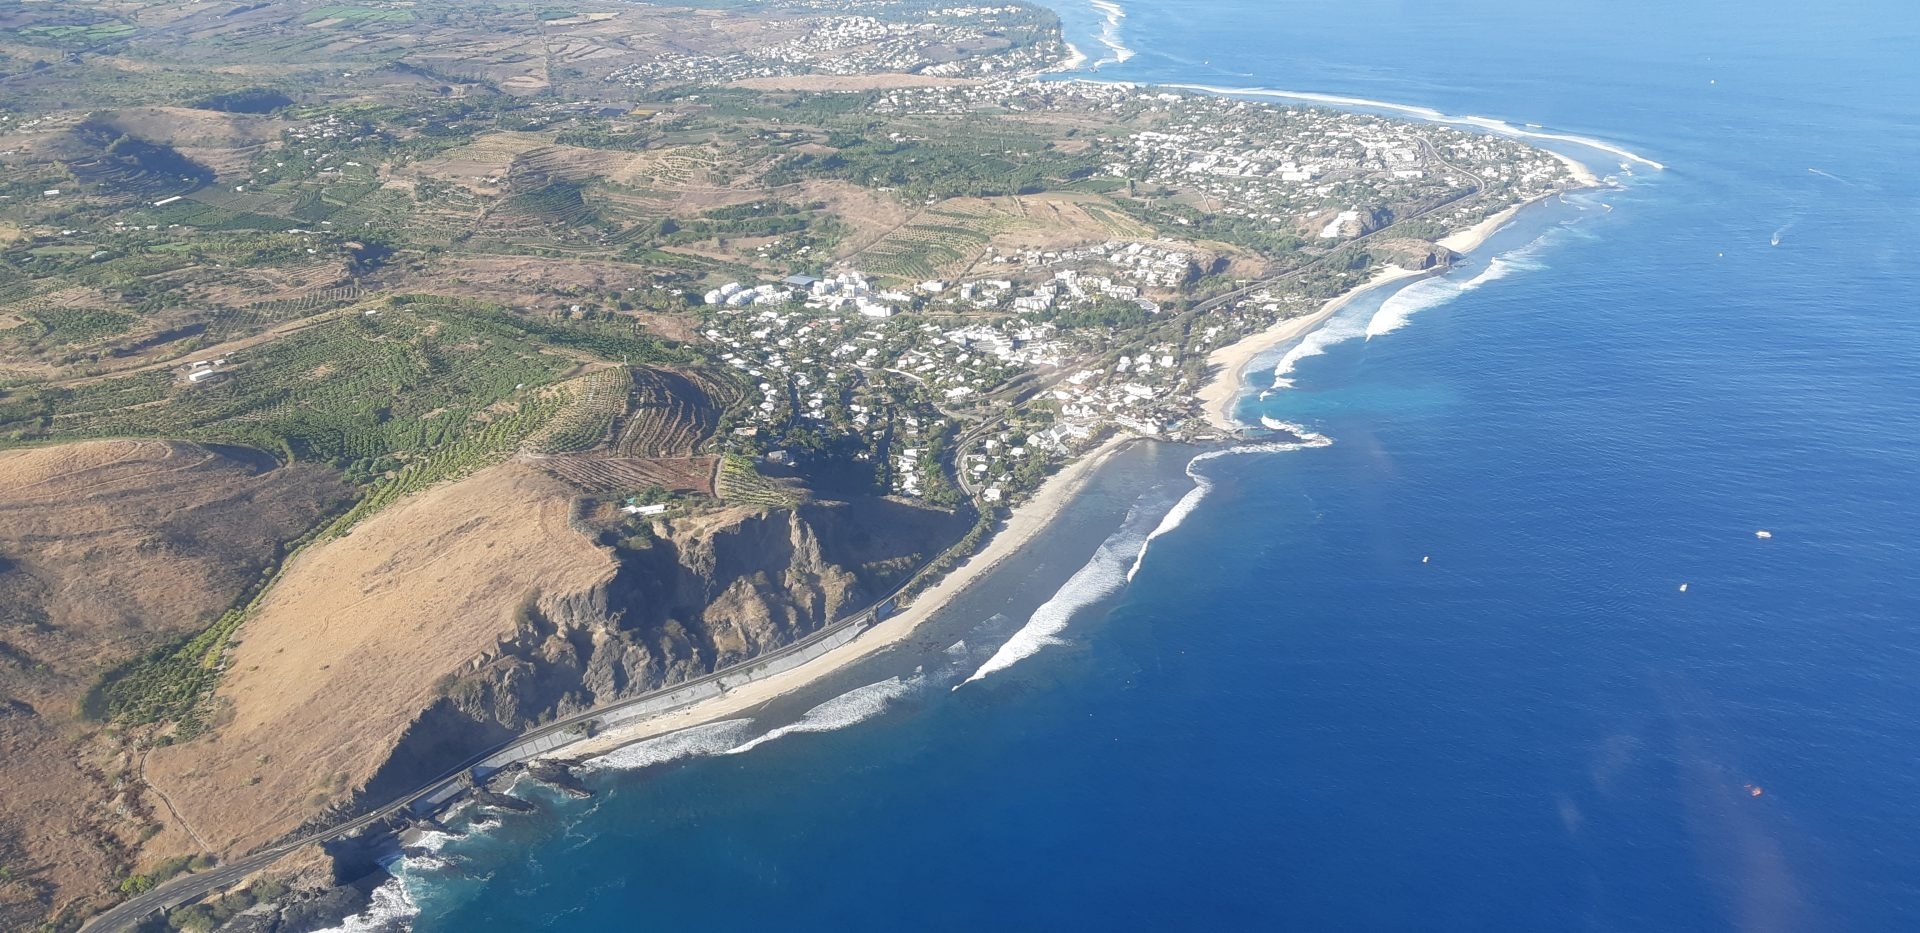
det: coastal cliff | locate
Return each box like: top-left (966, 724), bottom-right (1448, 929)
top-left (144, 464), bottom-right (962, 859)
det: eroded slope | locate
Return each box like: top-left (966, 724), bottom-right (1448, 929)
top-left (0, 439), bottom-right (346, 927)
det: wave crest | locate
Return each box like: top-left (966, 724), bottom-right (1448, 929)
top-left (728, 675), bottom-right (920, 754)
top-left (1365, 252), bottom-right (1541, 338)
top-left (582, 719), bottom-right (756, 772)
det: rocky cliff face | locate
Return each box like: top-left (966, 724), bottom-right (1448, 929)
top-left (1368, 237), bottom-right (1457, 270)
top-left (352, 499), bottom-right (959, 805)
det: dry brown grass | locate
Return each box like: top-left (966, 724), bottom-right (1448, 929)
top-left (146, 463), bottom-right (614, 855)
top-left (0, 440), bottom-right (345, 927)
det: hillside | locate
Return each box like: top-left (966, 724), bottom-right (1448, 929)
top-left (144, 463), bottom-right (615, 855)
top-left (0, 440), bottom-right (345, 928)
top-left (144, 462), bottom-right (962, 855)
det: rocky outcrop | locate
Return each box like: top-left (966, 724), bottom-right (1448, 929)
top-left (1368, 237), bottom-right (1457, 270)
top-left (353, 498), bottom-right (960, 807)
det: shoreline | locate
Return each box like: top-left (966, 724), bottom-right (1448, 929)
top-left (545, 435), bottom-right (1137, 762)
top-left (1196, 264), bottom-right (1430, 432)
top-left (456, 145), bottom-right (1613, 797)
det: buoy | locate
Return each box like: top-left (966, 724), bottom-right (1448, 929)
top-left (1679, 583), bottom-right (1689, 593)
top-left (1755, 530), bottom-right (1773, 539)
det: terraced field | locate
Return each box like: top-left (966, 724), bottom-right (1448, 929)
top-left (615, 368), bottom-right (720, 456)
top-left (524, 365), bottom-right (726, 496)
top-left (534, 453), bottom-right (717, 496)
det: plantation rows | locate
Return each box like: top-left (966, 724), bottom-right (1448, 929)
top-left (613, 367), bottom-right (716, 457)
top-left (5, 307), bottom-right (570, 469)
top-left (140, 198), bottom-right (300, 234)
top-left (521, 368), bottom-right (630, 455)
top-left (203, 285), bottom-right (365, 341)
top-left (716, 453), bottom-right (801, 509)
top-left (494, 181), bottom-right (598, 228)
top-left (326, 392), bottom-right (569, 534)
top-left (535, 454), bottom-right (717, 497)
top-left (855, 222), bottom-right (992, 281)
top-left (1076, 201), bottom-right (1154, 239)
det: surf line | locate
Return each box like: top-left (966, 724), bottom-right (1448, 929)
top-left (1086, 0), bottom-right (1135, 66)
top-left (1082, 80), bottom-right (1665, 172)
top-left (958, 431), bottom-right (1331, 689)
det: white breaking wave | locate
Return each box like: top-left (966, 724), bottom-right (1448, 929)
top-left (404, 829), bottom-right (457, 853)
top-left (582, 719), bottom-right (756, 772)
top-left (1269, 308), bottom-right (1367, 390)
top-left (1087, 0), bottom-right (1135, 65)
top-left (961, 523), bottom-right (1147, 685)
top-left (1125, 429), bottom-right (1333, 581)
top-left (1133, 82), bottom-right (1664, 172)
top-left (308, 876), bottom-right (420, 933)
top-left (1127, 481), bottom-right (1208, 582)
top-left (1365, 252), bottom-right (1540, 338)
top-left (727, 674), bottom-right (920, 754)
top-left (968, 430), bottom-right (1340, 685)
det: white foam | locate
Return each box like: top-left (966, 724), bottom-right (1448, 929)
top-left (1365, 252), bottom-right (1538, 338)
top-left (582, 719), bottom-right (756, 772)
top-left (1099, 81), bottom-right (1663, 172)
top-left (727, 675), bottom-right (920, 754)
top-left (1127, 481), bottom-right (1208, 581)
top-left (1087, 0), bottom-right (1135, 65)
top-left (1126, 433), bottom-right (1335, 577)
top-left (404, 829), bottom-right (457, 854)
top-left (307, 876), bottom-right (420, 933)
top-left (961, 525), bottom-right (1144, 685)
top-left (1054, 43), bottom-right (1089, 72)
top-left (1270, 307), bottom-right (1370, 390)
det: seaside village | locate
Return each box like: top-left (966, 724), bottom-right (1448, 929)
top-left (608, 5), bottom-right (1063, 88)
top-left (699, 243), bottom-right (1198, 505)
top-left (695, 81), bottom-right (1575, 507)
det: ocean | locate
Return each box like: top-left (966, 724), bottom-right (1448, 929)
top-left (343, 2), bottom-right (1920, 930)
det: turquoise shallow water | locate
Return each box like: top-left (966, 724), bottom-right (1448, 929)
top-left (343, 2), bottom-right (1920, 930)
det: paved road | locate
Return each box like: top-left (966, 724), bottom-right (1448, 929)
top-left (84, 581), bottom-right (917, 931)
top-left (85, 143), bottom-right (1514, 932)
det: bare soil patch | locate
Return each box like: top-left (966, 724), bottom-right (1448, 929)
top-left (0, 440), bottom-right (345, 927)
top-left (146, 464), bottom-right (614, 855)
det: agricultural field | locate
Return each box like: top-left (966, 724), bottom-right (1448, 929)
top-left (524, 365), bottom-right (729, 497)
top-left (0, 0), bottom-right (1590, 926)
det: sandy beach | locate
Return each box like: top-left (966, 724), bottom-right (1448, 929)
top-left (1441, 157), bottom-right (1602, 255)
top-left (548, 435), bottom-right (1135, 761)
top-left (1196, 265), bottom-right (1429, 432)
top-left (547, 149), bottom-right (1612, 764)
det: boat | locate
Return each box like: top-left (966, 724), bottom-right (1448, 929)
top-left (1755, 530), bottom-right (1773, 539)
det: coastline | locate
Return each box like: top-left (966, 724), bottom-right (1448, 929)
top-left (1197, 265), bottom-right (1430, 432)
top-left (1438, 158), bottom-right (1601, 256)
top-left (547, 434), bottom-right (1137, 762)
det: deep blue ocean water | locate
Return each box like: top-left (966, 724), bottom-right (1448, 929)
top-left (351, 3), bottom-right (1920, 930)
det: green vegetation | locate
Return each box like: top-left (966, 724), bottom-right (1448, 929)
top-left (162, 877), bottom-right (287, 933)
top-left (716, 453), bottom-right (801, 509)
top-left (299, 5), bottom-right (416, 25)
top-left (766, 132), bottom-right (1101, 203)
top-left (5, 308), bottom-right (137, 346)
top-left (87, 606), bottom-right (245, 734)
top-left (190, 88), bottom-right (294, 114)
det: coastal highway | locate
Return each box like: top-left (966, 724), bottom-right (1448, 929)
top-left (84, 554), bottom-right (940, 932)
top-left (87, 141), bottom-right (1528, 933)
